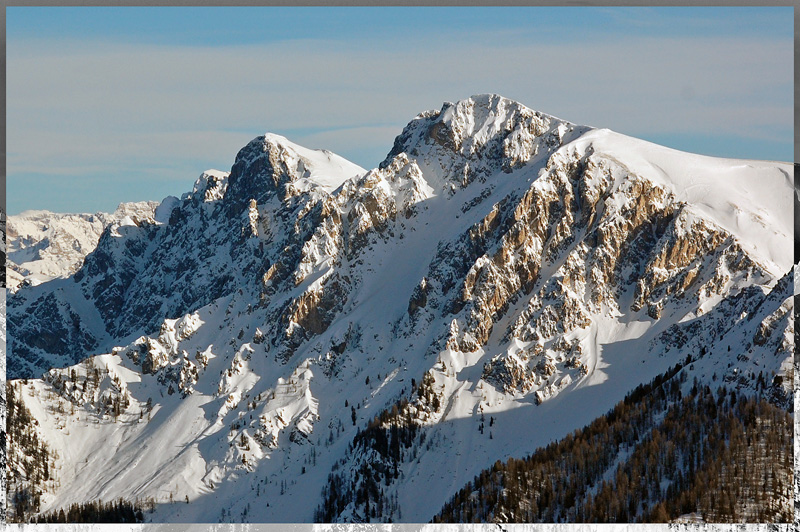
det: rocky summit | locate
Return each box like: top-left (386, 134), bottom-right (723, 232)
top-left (6, 94), bottom-right (794, 523)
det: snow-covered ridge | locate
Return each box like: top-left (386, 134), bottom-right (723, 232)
top-left (573, 128), bottom-right (793, 274)
top-left (261, 133), bottom-right (366, 193)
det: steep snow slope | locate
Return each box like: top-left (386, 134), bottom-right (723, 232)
top-left (7, 94), bottom-right (793, 523)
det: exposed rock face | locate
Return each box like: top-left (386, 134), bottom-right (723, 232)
top-left (5, 95), bottom-right (793, 523)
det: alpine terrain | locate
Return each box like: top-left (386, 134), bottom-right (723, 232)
top-left (6, 95), bottom-right (794, 523)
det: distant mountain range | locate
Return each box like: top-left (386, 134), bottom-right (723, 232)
top-left (7, 202), bottom-right (160, 292)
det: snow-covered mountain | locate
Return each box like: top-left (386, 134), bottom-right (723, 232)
top-left (7, 202), bottom-right (160, 292)
top-left (6, 94), bottom-right (793, 523)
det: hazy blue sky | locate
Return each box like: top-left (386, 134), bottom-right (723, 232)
top-left (7, 7), bottom-right (793, 214)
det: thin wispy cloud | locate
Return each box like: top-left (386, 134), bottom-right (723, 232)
top-left (7, 8), bottom-right (792, 214)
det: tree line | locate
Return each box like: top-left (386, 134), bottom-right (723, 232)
top-left (433, 366), bottom-right (792, 523)
top-left (32, 498), bottom-right (145, 523)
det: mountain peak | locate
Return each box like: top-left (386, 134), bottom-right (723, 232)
top-left (223, 133), bottom-right (365, 206)
top-left (381, 95), bottom-right (588, 187)
top-left (440, 93), bottom-right (560, 126)
top-left (437, 93), bottom-right (573, 147)
top-left (261, 133), bottom-right (366, 193)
